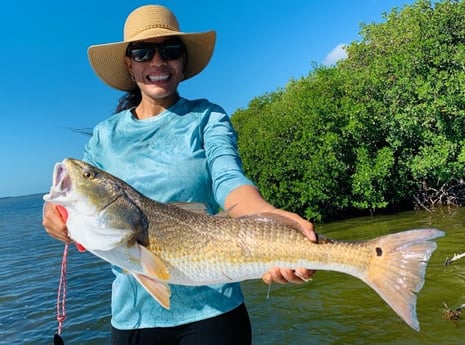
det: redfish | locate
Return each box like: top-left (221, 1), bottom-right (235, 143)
top-left (43, 158), bottom-right (444, 331)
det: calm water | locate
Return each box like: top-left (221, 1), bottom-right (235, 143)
top-left (0, 194), bottom-right (464, 344)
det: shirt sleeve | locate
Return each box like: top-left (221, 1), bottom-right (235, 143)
top-left (202, 106), bottom-right (255, 208)
top-left (82, 126), bottom-right (100, 167)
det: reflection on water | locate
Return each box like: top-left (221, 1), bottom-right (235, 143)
top-left (243, 208), bottom-right (465, 345)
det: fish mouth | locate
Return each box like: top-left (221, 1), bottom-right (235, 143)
top-left (43, 160), bottom-right (73, 202)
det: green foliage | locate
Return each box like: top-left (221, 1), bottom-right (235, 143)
top-left (232, 0), bottom-right (465, 221)
top-left (351, 147), bottom-right (394, 210)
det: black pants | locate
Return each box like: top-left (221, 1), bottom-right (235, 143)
top-left (111, 303), bottom-right (252, 345)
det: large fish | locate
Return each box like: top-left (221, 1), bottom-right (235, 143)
top-left (43, 158), bottom-right (444, 331)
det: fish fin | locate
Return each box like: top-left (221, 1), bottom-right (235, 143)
top-left (138, 244), bottom-right (170, 281)
top-left (170, 202), bottom-right (234, 217)
top-left (360, 228), bottom-right (444, 331)
top-left (214, 204), bottom-right (237, 217)
top-left (170, 202), bottom-right (209, 214)
top-left (239, 212), bottom-right (305, 231)
top-left (132, 273), bottom-right (171, 309)
top-left (214, 210), bottom-right (230, 217)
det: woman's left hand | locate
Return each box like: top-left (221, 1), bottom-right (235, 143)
top-left (262, 267), bottom-right (315, 284)
top-left (223, 185), bottom-right (317, 285)
top-left (261, 208), bottom-right (316, 284)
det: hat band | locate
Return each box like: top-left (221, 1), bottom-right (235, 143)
top-left (127, 23), bottom-right (181, 41)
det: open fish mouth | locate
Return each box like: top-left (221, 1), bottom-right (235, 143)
top-left (44, 160), bottom-right (73, 201)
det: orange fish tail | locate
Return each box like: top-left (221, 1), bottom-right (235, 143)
top-left (360, 228), bottom-right (444, 331)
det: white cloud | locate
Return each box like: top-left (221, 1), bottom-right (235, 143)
top-left (322, 43), bottom-right (348, 66)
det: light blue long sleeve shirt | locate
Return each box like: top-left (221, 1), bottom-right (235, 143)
top-left (82, 97), bottom-right (255, 329)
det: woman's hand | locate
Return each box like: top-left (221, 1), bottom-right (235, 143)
top-left (224, 185), bottom-right (317, 285)
top-left (261, 208), bottom-right (316, 284)
top-left (42, 202), bottom-right (71, 243)
top-left (262, 267), bottom-right (315, 284)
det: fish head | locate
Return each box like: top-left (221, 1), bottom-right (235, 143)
top-left (45, 158), bottom-right (123, 216)
top-left (44, 158), bottom-right (148, 251)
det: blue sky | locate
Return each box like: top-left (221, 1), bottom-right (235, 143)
top-left (0, 0), bottom-right (415, 197)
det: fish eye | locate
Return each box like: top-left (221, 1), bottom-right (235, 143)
top-left (83, 169), bottom-right (96, 180)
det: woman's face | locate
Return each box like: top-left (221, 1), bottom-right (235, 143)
top-left (125, 37), bottom-right (186, 105)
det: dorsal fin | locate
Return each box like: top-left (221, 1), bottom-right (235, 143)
top-left (170, 202), bottom-right (209, 214)
top-left (238, 212), bottom-right (306, 232)
top-left (169, 202), bottom-right (236, 218)
top-left (214, 204), bottom-right (237, 218)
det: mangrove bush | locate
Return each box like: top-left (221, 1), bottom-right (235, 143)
top-left (232, 0), bottom-right (465, 221)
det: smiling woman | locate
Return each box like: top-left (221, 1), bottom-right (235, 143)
top-left (41, 4), bottom-right (316, 345)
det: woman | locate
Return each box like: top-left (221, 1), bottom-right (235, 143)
top-left (43, 5), bottom-right (316, 344)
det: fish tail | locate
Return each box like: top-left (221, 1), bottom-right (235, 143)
top-left (361, 228), bottom-right (444, 331)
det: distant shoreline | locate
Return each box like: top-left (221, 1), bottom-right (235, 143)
top-left (0, 192), bottom-right (45, 199)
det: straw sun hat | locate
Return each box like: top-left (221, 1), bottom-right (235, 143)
top-left (87, 5), bottom-right (216, 91)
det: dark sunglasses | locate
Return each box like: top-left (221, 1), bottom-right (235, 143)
top-left (126, 41), bottom-right (185, 63)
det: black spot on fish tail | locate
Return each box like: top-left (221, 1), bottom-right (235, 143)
top-left (376, 247), bottom-right (383, 256)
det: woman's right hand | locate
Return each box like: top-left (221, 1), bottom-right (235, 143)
top-left (42, 202), bottom-right (71, 243)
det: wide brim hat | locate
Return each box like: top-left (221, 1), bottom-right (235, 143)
top-left (88, 5), bottom-right (216, 91)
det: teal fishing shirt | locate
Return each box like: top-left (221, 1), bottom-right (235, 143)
top-left (82, 97), bottom-right (255, 329)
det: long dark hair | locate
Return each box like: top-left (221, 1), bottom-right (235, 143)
top-left (115, 87), bottom-right (142, 113)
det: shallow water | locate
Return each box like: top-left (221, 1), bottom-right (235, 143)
top-left (243, 208), bottom-right (465, 344)
top-left (0, 194), bottom-right (463, 344)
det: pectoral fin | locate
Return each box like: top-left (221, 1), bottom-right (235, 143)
top-left (132, 273), bottom-right (172, 309)
top-left (138, 244), bottom-right (170, 281)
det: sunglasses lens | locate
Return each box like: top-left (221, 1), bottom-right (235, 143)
top-left (159, 45), bottom-right (184, 61)
top-left (130, 48), bottom-right (154, 62)
top-left (128, 43), bottom-right (184, 62)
